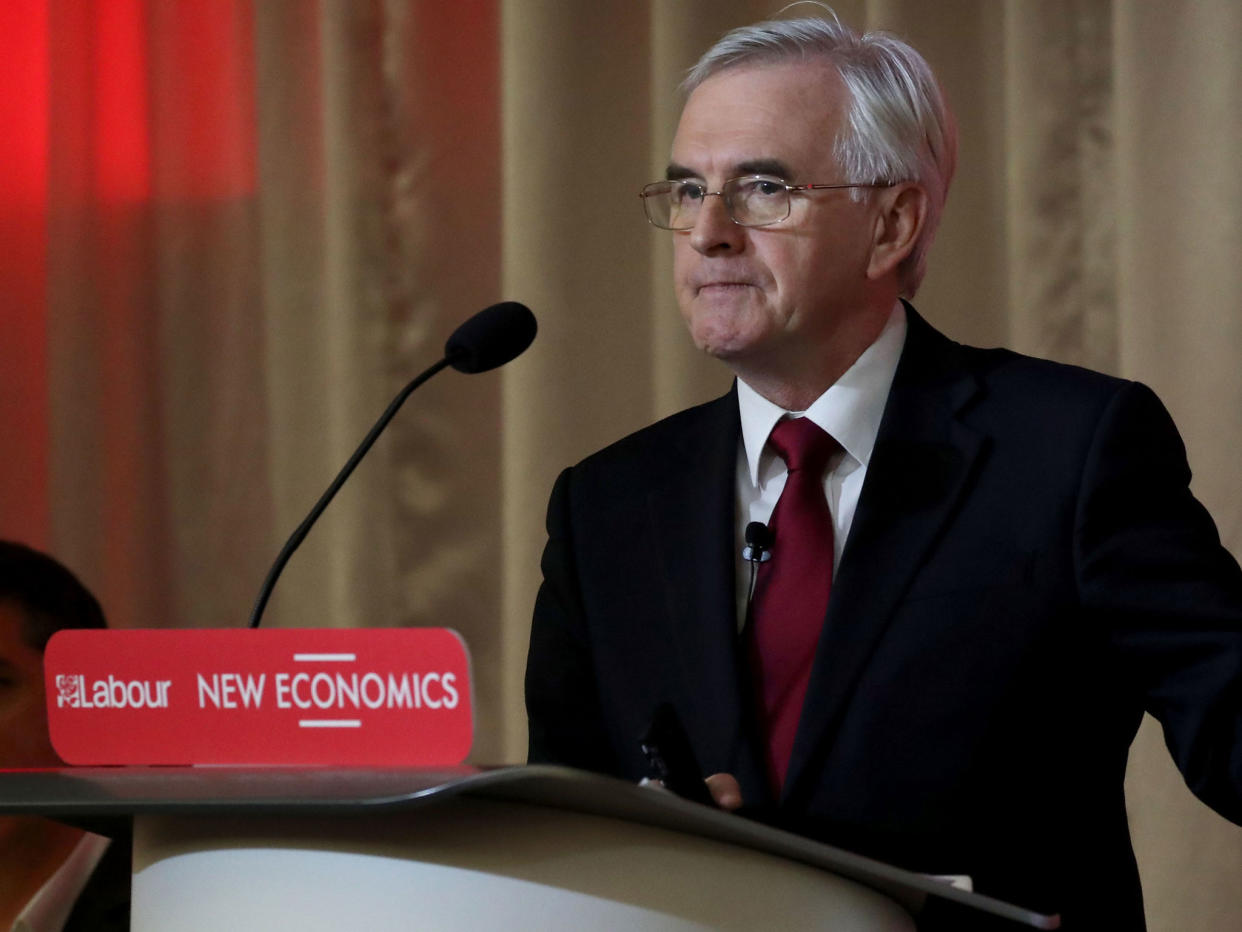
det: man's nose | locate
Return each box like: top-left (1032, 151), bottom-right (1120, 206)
top-left (689, 192), bottom-right (744, 255)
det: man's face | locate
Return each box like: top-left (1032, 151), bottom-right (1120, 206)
top-left (0, 602), bottom-right (61, 769)
top-left (670, 61), bottom-right (880, 372)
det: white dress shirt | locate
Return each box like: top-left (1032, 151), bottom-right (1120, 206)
top-left (734, 302), bottom-right (907, 628)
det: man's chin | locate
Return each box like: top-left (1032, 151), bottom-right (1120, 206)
top-left (692, 333), bottom-right (758, 364)
top-left (683, 312), bottom-right (765, 362)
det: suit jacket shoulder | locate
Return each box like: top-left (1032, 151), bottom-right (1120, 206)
top-left (564, 388), bottom-right (739, 494)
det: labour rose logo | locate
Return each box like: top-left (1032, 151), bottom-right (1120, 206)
top-left (56, 674), bottom-right (86, 708)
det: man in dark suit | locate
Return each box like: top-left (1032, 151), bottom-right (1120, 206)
top-left (525, 12), bottom-right (1242, 929)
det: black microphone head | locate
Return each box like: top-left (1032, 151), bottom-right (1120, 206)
top-left (745, 521), bottom-right (773, 549)
top-left (445, 302), bottom-right (537, 374)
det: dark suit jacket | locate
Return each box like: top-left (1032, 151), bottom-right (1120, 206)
top-left (526, 306), bottom-right (1242, 929)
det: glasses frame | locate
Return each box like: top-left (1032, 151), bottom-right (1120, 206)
top-left (638, 175), bottom-right (894, 230)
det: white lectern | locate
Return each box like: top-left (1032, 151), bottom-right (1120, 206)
top-left (0, 765), bottom-right (1059, 930)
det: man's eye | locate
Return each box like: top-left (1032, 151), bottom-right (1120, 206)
top-left (732, 177), bottom-right (785, 200)
top-left (675, 183), bottom-right (706, 203)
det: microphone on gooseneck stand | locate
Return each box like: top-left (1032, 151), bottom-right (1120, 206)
top-left (247, 301), bottom-right (538, 629)
top-left (442, 301), bottom-right (538, 374)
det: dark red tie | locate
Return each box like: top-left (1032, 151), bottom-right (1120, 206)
top-left (746, 416), bottom-right (839, 794)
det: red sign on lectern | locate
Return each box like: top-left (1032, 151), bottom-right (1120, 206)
top-left (44, 628), bottom-right (473, 766)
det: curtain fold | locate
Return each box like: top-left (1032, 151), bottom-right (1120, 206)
top-left (1002, 0), bottom-right (1118, 371)
top-left (45, 0), bottom-right (268, 632)
top-left (500, 1), bottom-right (660, 758)
top-left (1114, 4), bottom-right (1242, 922)
top-left (0, 0), bottom-right (52, 546)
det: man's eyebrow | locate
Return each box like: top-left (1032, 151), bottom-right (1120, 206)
top-left (664, 159), bottom-right (795, 182)
top-left (736, 158), bottom-right (793, 179)
top-left (665, 163), bottom-right (700, 182)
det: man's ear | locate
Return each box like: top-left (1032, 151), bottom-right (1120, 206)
top-left (866, 183), bottom-right (928, 282)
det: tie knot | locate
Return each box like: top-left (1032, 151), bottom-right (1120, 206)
top-left (768, 417), bottom-right (838, 474)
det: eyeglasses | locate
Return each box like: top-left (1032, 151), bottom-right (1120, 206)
top-left (639, 175), bottom-right (892, 230)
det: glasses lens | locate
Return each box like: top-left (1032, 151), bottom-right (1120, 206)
top-left (641, 177), bottom-right (790, 229)
top-left (725, 176), bottom-right (789, 227)
top-left (642, 181), bottom-right (702, 230)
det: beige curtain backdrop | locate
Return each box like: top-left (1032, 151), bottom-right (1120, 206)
top-left (22, 1), bottom-right (1241, 928)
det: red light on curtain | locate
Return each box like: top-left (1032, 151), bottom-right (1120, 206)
top-left (0, 0), bottom-right (51, 545)
top-left (91, 0), bottom-right (151, 202)
top-left (40, 0), bottom-right (260, 631)
top-left (154, 0), bottom-right (257, 199)
top-left (0, 0), bottom-right (50, 210)
top-left (53, 0), bottom-right (257, 205)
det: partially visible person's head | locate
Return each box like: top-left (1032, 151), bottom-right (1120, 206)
top-left (0, 541), bottom-right (105, 768)
top-left (683, 8), bottom-right (956, 297)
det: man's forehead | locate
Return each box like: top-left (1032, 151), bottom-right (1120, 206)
top-left (669, 60), bottom-right (846, 182)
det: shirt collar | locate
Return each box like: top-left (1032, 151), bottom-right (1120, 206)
top-left (13, 833), bottom-right (111, 932)
top-left (737, 300), bottom-right (907, 486)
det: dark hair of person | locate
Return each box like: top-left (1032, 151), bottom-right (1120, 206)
top-left (0, 540), bottom-right (106, 651)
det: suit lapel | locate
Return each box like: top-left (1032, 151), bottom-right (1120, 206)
top-left (643, 389), bottom-right (767, 795)
top-left (784, 308), bottom-right (986, 802)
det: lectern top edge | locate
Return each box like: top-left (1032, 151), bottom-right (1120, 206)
top-left (0, 763), bottom-right (1060, 929)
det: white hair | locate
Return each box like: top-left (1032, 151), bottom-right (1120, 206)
top-left (683, 9), bottom-right (957, 296)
